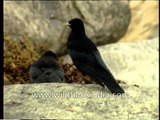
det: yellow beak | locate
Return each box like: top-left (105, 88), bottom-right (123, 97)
top-left (65, 23), bottom-right (71, 26)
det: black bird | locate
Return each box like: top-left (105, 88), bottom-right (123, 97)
top-left (67, 18), bottom-right (124, 94)
top-left (29, 51), bottom-right (65, 83)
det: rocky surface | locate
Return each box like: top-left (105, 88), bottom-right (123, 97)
top-left (61, 37), bottom-right (159, 87)
top-left (4, 1), bottom-right (131, 55)
top-left (4, 83), bottom-right (158, 119)
top-left (120, 0), bottom-right (159, 42)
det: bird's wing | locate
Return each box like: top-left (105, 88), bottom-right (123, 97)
top-left (69, 49), bottom-right (124, 94)
top-left (92, 51), bottom-right (117, 78)
top-left (54, 68), bottom-right (65, 82)
top-left (92, 51), bottom-right (108, 69)
top-left (43, 68), bottom-right (65, 83)
top-left (29, 66), bottom-right (42, 79)
top-left (69, 49), bottom-right (110, 71)
top-left (69, 49), bottom-right (112, 78)
top-left (29, 66), bottom-right (45, 83)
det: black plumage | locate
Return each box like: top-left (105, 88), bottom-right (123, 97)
top-left (29, 51), bottom-right (65, 83)
top-left (67, 18), bottom-right (125, 94)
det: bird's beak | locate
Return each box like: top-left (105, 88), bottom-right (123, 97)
top-left (65, 23), bottom-right (71, 26)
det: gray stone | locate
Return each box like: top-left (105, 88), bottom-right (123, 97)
top-left (4, 83), bottom-right (158, 119)
top-left (4, 1), bottom-right (131, 55)
top-left (61, 37), bottom-right (159, 87)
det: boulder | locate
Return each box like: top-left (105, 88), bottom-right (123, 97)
top-left (120, 1), bottom-right (159, 42)
top-left (4, 1), bottom-right (131, 55)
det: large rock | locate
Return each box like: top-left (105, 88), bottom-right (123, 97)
top-left (61, 37), bottom-right (159, 87)
top-left (4, 1), bottom-right (131, 55)
top-left (4, 83), bottom-right (158, 119)
top-left (120, 1), bottom-right (159, 42)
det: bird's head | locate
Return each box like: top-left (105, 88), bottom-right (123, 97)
top-left (67, 18), bottom-right (85, 33)
top-left (43, 50), bottom-right (57, 60)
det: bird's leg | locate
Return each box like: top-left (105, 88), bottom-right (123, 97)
top-left (80, 80), bottom-right (86, 88)
top-left (95, 80), bottom-right (105, 90)
top-left (79, 72), bottom-right (87, 88)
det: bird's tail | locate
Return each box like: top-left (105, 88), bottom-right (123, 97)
top-left (91, 70), bottom-right (125, 95)
top-left (82, 65), bottom-right (125, 94)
